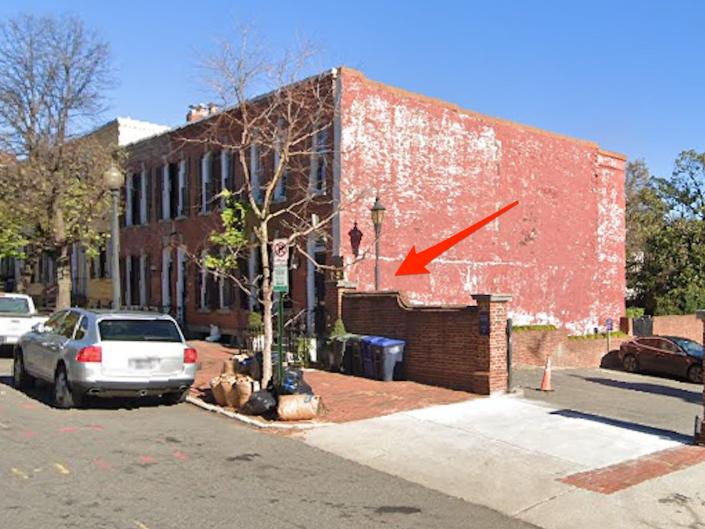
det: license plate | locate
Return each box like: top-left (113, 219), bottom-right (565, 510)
top-left (130, 358), bottom-right (157, 370)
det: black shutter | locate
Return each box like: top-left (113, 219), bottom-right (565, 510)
top-left (182, 158), bottom-right (190, 217)
top-left (155, 166), bottom-right (163, 221)
top-left (212, 152), bottom-right (222, 210)
top-left (145, 170), bottom-right (152, 223)
top-left (145, 254), bottom-right (152, 306)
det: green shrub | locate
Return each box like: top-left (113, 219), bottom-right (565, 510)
top-left (512, 324), bottom-right (558, 332)
top-left (247, 311), bottom-right (263, 329)
top-left (330, 318), bottom-right (347, 338)
top-left (626, 307), bottom-right (645, 318)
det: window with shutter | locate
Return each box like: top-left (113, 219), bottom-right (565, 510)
top-left (195, 155), bottom-right (204, 215)
top-left (169, 162), bottom-right (179, 218)
top-left (145, 169), bottom-right (152, 223)
top-left (154, 165), bottom-right (163, 221)
top-left (211, 152), bottom-right (222, 210)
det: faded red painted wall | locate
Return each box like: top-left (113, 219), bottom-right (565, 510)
top-left (337, 68), bottom-right (625, 333)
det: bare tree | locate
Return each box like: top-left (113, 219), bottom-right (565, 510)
top-left (0, 14), bottom-right (115, 307)
top-left (182, 28), bottom-right (358, 386)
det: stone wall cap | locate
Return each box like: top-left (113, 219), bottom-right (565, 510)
top-left (472, 294), bottom-right (512, 303)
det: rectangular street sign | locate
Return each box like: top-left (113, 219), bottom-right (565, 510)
top-left (606, 318), bottom-right (613, 331)
top-left (272, 239), bottom-right (289, 293)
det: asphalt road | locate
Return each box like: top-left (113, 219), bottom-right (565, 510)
top-left (515, 366), bottom-right (703, 439)
top-left (0, 357), bottom-right (536, 529)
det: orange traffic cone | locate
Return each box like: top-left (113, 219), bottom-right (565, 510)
top-left (540, 356), bottom-right (553, 392)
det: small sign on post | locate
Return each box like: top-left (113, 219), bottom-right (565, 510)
top-left (272, 239), bottom-right (289, 294)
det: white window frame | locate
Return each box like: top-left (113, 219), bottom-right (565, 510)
top-left (139, 165), bottom-right (147, 224)
top-left (125, 173), bottom-right (134, 226)
top-left (201, 152), bottom-right (211, 213)
top-left (274, 139), bottom-right (287, 202)
top-left (309, 127), bottom-right (328, 195)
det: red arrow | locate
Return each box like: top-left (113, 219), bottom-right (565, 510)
top-left (395, 201), bottom-right (519, 276)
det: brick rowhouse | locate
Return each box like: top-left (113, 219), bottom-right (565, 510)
top-left (114, 67), bottom-right (625, 339)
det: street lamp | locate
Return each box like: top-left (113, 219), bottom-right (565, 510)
top-left (370, 196), bottom-right (386, 291)
top-left (103, 163), bottom-right (124, 310)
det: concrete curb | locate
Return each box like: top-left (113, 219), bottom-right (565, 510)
top-left (185, 395), bottom-right (331, 431)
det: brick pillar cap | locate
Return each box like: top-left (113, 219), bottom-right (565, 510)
top-left (472, 294), bottom-right (512, 303)
top-left (696, 309), bottom-right (705, 321)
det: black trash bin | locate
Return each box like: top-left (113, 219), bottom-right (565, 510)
top-left (342, 335), bottom-right (366, 376)
top-left (366, 337), bottom-right (405, 381)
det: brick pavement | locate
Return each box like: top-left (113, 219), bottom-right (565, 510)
top-left (188, 340), bottom-right (474, 423)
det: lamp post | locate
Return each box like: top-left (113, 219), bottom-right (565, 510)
top-left (103, 163), bottom-right (124, 309)
top-left (370, 196), bottom-right (386, 291)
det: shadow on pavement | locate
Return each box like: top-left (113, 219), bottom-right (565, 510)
top-left (550, 408), bottom-right (693, 444)
top-left (0, 373), bottom-right (171, 410)
top-left (570, 374), bottom-right (702, 405)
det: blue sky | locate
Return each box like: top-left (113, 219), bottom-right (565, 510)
top-left (2, 0), bottom-right (703, 178)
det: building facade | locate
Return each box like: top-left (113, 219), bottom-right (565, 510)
top-left (114, 67), bottom-right (624, 338)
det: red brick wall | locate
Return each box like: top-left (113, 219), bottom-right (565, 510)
top-left (341, 291), bottom-right (509, 394)
top-left (651, 315), bottom-right (702, 343)
top-left (337, 68), bottom-right (625, 335)
top-left (513, 328), bottom-right (631, 368)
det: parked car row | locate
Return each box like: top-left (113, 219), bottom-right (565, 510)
top-left (618, 335), bottom-right (703, 383)
top-left (10, 304), bottom-right (196, 409)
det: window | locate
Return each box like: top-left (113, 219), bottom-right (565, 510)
top-left (129, 255), bottom-right (140, 307)
top-left (58, 311), bottom-right (81, 339)
top-left (154, 165), bottom-right (164, 221)
top-left (44, 311), bottom-right (67, 333)
top-left (74, 317), bottom-right (88, 340)
top-left (311, 127), bottom-right (329, 193)
top-left (92, 248), bottom-right (108, 279)
top-left (250, 143), bottom-right (263, 202)
top-left (177, 159), bottom-right (188, 217)
top-left (211, 151), bottom-right (222, 211)
top-left (98, 319), bottom-right (182, 343)
top-left (130, 172), bottom-right (141, 225)
top-left (140, 167), bottom-right (148, 224)
top-left (0, 297), bottom-right (29, 314)
top-left (169, 163), bottom-right (179, 218)
top-left (672, 338), bottom-right (704, 358)
top-left (201, 152), bottom-right (212, 213)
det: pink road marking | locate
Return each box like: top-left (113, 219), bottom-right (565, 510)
top-left (21, 403), bottom-right (39, 410)
top-left (19, 430), bottom-right (37, 439)
top-left (173, 450), bottom-right (188, 461)
top-left (59, 426), bottom-right (78, 433)
top-left (85, 424), bottom-right (105, 431)
top-left (138, 456), bottom-right (156, 465)
top-left (92, 458), bottom-right (112, 471)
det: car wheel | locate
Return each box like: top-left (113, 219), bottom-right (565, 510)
top-left (53, 366), bottom-right (83, 409)
top-left (687, 365), bottom-right (703, 384)
top-left (623, 354), bottom-right (638, 373)
top-left (12, 350), bottom-right (33, 390)
top-left (163, 389), bottom-right (189, 405)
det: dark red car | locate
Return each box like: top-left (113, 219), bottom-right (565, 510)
top-left (619, 336), bottom-right (703, 383)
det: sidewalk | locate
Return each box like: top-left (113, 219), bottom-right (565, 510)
top-left (300, 395), bottom-right (705, 529)
top-left (188, 340), bottom-right (474, 424)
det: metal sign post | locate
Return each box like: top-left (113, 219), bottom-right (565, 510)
top-left (606, 317), bottom-right (613, 355)
top-left (272, 239), bottom-right (289, 385)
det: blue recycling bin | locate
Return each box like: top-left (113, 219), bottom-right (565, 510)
top-left (360, 336), bottom-right (405, 381)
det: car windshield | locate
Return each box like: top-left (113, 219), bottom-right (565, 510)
top-left (671, 338), bottom-right (704, 358)
top-left (98, 319), bottom-right (182, 343)
top-left (0, 297), bottom-right (29, 314)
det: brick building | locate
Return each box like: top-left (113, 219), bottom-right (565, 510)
top-left (115, 67), bottom-right (625, 339)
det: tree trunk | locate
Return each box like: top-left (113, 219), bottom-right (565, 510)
top-left (259, 226), bottom-right (273, 388)
top-left (55, 244), bottom-right (71, 309)
top-left (18, 250), bottom-right (37, 294)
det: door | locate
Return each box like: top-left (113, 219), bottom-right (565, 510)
top-left (24, 310), bottom-right (67, 379)
top-left (313, 251), bottom-right (327, 338)
top-left (41, 311), bottom-right (81, 378)
top-left (655, 338), bottom-right (690, 377)
top-left (635, 337), bottom-right (661, 373)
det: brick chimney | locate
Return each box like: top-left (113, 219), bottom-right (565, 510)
top-left (207, 103), bottom-right (220, 115)
top-left (186, 104), bottom-right (208, 123)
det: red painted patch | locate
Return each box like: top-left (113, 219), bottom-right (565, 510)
top-left (138, 455), bottom-right (156, 466)
top-left (19, 430), bottom-right (36, 439)
top-left (561, 445), bottom-right (705, 494)
top-left (21, 402), bottom-right (39, 410)
top-left (173, 450), bottom-right (188, 461)
top-left (85, 424), bottom-right (105, 431)
top-left (92, 458), bottom-right (112, 470)
top-left (59, 426), bottom-right (78, 433)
